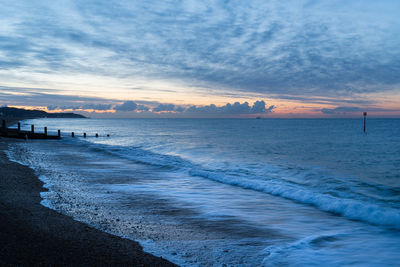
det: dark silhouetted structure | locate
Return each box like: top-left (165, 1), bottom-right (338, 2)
top-left (363, 112), bottom-right (367, 133)
top-left (1, 120), bottom-right (60, 139)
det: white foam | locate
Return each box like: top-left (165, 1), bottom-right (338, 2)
top-left (189, 169), bottom-right (400, 229)
top-left (7, 139), bottom-right (400, 230)
top-left (51, 138), bottom-right (400, 230)
top-left (262, 230), bottom-right (400, 266)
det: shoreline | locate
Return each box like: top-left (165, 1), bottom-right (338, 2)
top-left (0, 138), bottom-right (176, 266)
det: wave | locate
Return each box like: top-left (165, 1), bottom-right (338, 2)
top-left (189, 169), bottom-right (400, 230)
top-left (24, 138), bottom-right (400, 230)
top-left (261, 232), bottom-right (349, 266)
top-left (263, 232), bottom-right (344, 257)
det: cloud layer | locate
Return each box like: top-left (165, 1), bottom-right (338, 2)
top-left (46, 100), bottom-right (275, 116)
top-left (1, 0), bottom-right (399, 100)
top-left (113, 100), bottom-right (276, 115)
top-left (186, 101), bottom-right (274, 114)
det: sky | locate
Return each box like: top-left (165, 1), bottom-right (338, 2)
top-left (0, 0), bottom-right (399, 118)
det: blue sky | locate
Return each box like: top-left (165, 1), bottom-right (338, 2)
top-left (0, 0), bottom-right (399, 117)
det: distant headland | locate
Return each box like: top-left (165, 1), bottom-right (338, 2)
top-left (0, 107), bottom-right (86, 119)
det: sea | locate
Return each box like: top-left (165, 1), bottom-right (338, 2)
top-left (6, 118), bottom-right (400, 266)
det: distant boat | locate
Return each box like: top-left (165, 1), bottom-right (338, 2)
top-left (256, 116), bottom-right (261, 119)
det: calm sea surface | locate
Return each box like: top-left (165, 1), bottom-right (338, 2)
top-left (7, 118), bottom-right (400, 266)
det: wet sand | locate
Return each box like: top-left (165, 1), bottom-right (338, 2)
top-left (0, 138), bottom-right (176, 266)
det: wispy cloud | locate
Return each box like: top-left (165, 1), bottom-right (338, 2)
top-left (0, 86), bottom-right (116, 108)
top-left (320, 106), bottom-right (362, 115)
top-left (1, 0), bottom-right (399, 102)
top-left (319, 106), bottom-right (396, 115)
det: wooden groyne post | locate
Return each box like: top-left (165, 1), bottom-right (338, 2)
top-left (1, 121), bottom-right (61, 140)
top-left (0, 121), bottom-right (108, 140)
top-left (363, 112), bottom-right (367, 133)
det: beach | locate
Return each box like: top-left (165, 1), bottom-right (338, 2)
top-left (0, 138), bottom-right (175, 266)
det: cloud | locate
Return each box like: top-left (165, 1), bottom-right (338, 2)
top-left (81, 104), bottom-right (112, 110)
top-left (0, 85), bottom-right (278, 116)
top-left (319, 106), bottom-right (397, 115)
top-left (153, 104), bottom-right (176, 112)
top-left (45, 99), bottom-right (276, 116)
top-left (114, 101), bottom-right (138, 111)
top-left (137, 104), bottom-right (150, 111)
top-left (113, 101), bottom-right (151, 112)
top-left (0, 86), bottom-right (118, 109)
top-left (320, 106), bottom-right (361, 115)
top-left (186, 101), bottom-right (275, 114)
top-left (47, 103), bottom-right (112, 111)
top-left (175, 106), bottom-right (185, 112)
top-left (268, 95), bottom-right (373, 105)
top-left (251, 100), bottom-right (274, 113)
top-left (1, 0), bottom-right (399, 101)
top-left (100, 99), bottom-right (276, 115)
top-left (47, 105), bottom-right (76, 111)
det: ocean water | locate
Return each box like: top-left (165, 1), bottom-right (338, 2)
top-left (6, 118), bottom-right (400, 266)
